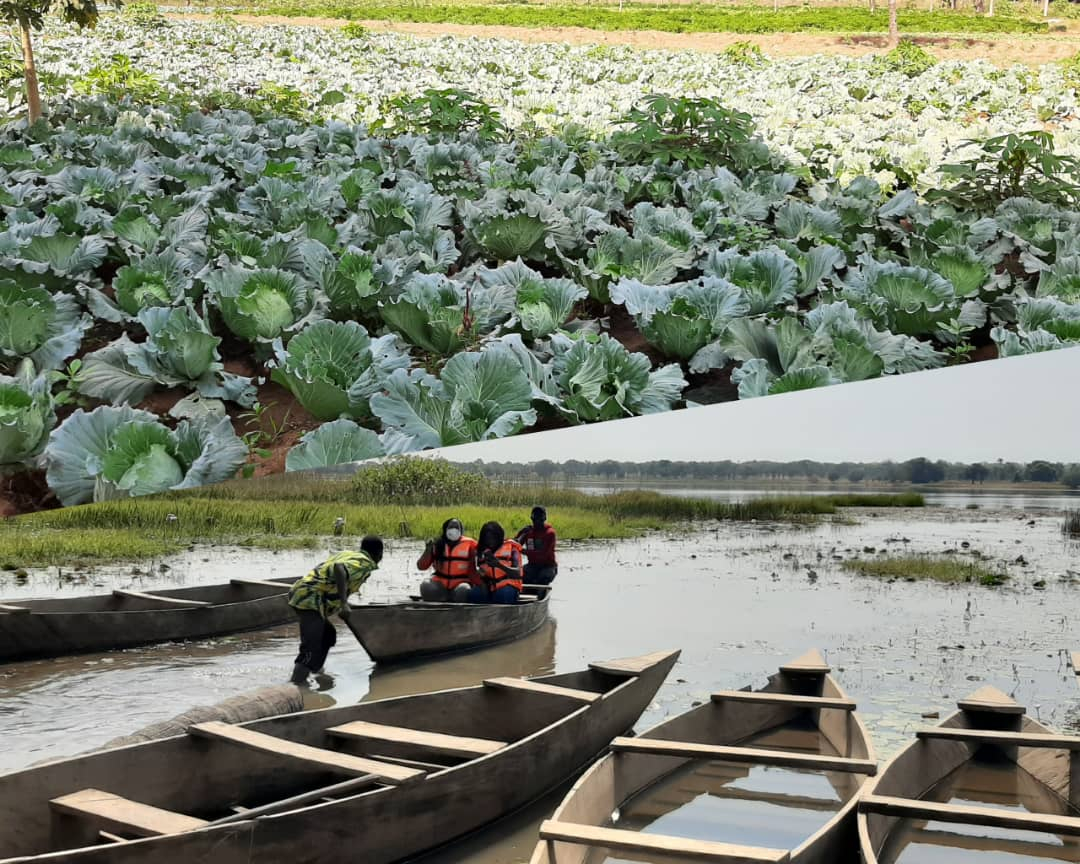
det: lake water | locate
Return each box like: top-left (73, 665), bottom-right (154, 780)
top-left (0, 506), bottom-right (1078, 862)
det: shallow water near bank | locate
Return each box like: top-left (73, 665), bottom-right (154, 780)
top-left (1, 506), bottom-right (1078, 863)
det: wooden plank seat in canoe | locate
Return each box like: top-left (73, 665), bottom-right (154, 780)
top-left (112, 590), bottom-right (210, 608)
top-left (188, 722), bottom-right (424, 784)
top-left (608, 737), bottom-right (878, 775)
top-left (860, 795), bottom-right (1080, 835)
top-left (50, 789), bottom-right (209, 838)
top-left (538, 820), bottom-right (791, 862)
top-left (483, 677), bottom-right (600, 702)
top-left (915, 727), bottom-right (1080, 749)
top-left (710, 690), bottom-right (856, 711)
top-left (326, 721), bottom-right (507, 759)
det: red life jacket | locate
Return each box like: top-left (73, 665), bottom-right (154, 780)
top-left (479, 539), bottom-right (522, 592)
top-left (432, 537), bottom-right (478, 590)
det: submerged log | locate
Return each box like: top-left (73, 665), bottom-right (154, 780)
top-left (100, 685), bottom-right (304, 749)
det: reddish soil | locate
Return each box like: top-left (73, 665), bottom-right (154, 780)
top-left (0, 470), bottom-right (58, 519)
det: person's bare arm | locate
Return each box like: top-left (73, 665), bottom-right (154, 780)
top-left (335, 564), bottom-right (351, 619)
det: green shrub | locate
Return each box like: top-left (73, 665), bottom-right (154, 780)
top-left (872, 39), bottom-right (937, 78)
top-left (121, 1), bottom-right (167, 26)
top-left (351, 457), bottom-right (492, 506)
top-left (1063, 50), bottom-right (1080, 90)
top-left (371, 88), bottom-right (509, 142)
top-left (252, 81), bottom-right (307, 120)
top-left (341, 21), bottom-right (369, 39)
top-left (72, 54), bottom-right (164, 104)
top-left (610, 94), bottom-right (770, 171)
top-left (721, 40), bottom-right (767, 67)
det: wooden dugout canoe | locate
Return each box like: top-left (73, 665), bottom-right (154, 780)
top-left (531, 649), bottom-right (876, 864)
top-left (857, 685), bottom-right (1080, 864)
top-left (0, 648), bottom-right (680, 864)
top-left (0, 577), bottom-right (295, 663)
top-left (347, 584), bottom-right (552, 664)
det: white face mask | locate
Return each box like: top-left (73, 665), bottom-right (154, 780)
top-left (446, 528), bottom-right (462, 542)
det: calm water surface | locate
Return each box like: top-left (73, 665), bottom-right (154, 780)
top-left (1, 506), bottom-right (1078, 862)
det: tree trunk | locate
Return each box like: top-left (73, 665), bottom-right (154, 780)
top-left (1042, 0), bottom-right (1049, 15)
top-left (870, 0), bottom-right (876, 13)
top-left (888, 0), bottom-right (899, 45)
top-left (19, 22), bottom-right (41, 126)
top-left (988, 0), bottom-right (994, 15)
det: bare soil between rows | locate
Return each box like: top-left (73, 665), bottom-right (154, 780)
top-left (172, 11), bottom-right (1080, 64)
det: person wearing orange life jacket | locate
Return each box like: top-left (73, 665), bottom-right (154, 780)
top-left (418, 518), bottom-right (478, 603)
top-left (467, 521), bottom-right (523, 605)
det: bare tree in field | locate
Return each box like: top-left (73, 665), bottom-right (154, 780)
top-left (888, 0), bottom-right (899, 45)
top-left (0, 0), bottom-right (119, 124)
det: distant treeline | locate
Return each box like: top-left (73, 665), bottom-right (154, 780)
top-left (443, 458), bottom-right (1080, 488)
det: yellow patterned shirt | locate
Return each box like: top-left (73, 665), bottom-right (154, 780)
top-left (288, 550), bottom-right (377, 618)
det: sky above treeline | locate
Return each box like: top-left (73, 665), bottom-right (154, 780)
top-left (427, 349), bottom-right (1080, 464)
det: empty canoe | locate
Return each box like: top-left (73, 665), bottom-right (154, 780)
top-left (0, 648), bottom-right (680, 864)
top-left (347, 584), bottom-right (552, 664)
top-left (531, 648), bottom-right (876, 864)
top-left (858, 685), bottom-right (1080, 864)
top-left (0, 577), bottom-right (295, 662)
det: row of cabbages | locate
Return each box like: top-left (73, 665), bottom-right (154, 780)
top-left (27, 16), bottom-right (1080, 188)
top-left (1, 101), bottom-right (1078, 507)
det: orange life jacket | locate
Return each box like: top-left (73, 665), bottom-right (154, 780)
top-left (479, 539), bottom-right (522, 592)
top-left (432, 537), bottom-right (478, 590)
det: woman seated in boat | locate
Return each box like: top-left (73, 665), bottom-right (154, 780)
top-left (468, 521), bottom-right (523, 605)
top-left (418, 518), bottom-right (478, 603)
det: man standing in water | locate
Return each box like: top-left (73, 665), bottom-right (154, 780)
top-left (514, 506), bottom-right (558, 586)
top-left (287, 537), bottom-right (383, 684)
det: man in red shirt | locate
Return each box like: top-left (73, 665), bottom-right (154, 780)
top-left (514, 506), bottom-right (558, 585)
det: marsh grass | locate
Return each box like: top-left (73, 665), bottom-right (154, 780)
top-left (0, 463), bottom-right (923, 567)
top-left (841, 555), bottom-right (1008, 586)
top-left (1063, 509), bottom-right (1080, 539)
top-left (0, 530), bottom-right (321, 568)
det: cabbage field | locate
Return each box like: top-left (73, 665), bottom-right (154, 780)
top-left (1, 17), bottom-right (1079, 513)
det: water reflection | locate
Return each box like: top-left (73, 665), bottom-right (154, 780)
top-left (880, 759), bottom-right (1080, 864)
top-left (363, 620), bottom-right (557, 704)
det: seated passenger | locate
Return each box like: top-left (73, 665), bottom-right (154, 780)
top-left (468, 521), bottom-right (523, 605)
top-left (514, 506), bottom-right (557, 585)
top-left (418, 518), bottom-right (477, 603)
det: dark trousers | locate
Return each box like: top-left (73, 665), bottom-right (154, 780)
top-left (466, 585), bottom-right (520, 604)
top-left (294, 608), bottom-right (337, 672)
top-left (524, 563), bottom-right (558, 585)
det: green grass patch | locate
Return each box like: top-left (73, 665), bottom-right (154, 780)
top-left (1, 460), bottom-right (923, 567)
top-left (0, 528), bottom-right (321, 568)
top-left (841, 555), bottom-right (1008, 586)
top-left (235, 1), bottom-right (1048, 34)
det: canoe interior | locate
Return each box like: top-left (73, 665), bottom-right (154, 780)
top-left (2, 580), bottom-right (288, 614)
top-left (534, 660), bottom-right (874, 864)
top-left (862, 702), bottom-right (1080, 864)
top-left (0, 662), bottom-right (643, 860)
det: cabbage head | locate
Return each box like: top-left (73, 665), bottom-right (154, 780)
top-left (44, 405), bottom-right (249, 506)
top-left (0, 360), bottom-right (55, 467)
top-left (0, 279), bottom-right (90, 371)
top-left (270, 319), bottom-right (412, 421)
